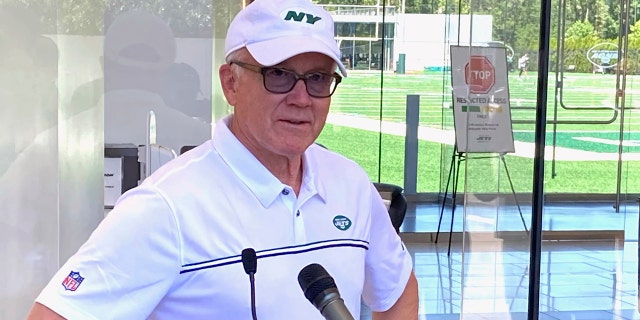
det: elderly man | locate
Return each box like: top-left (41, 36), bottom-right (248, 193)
top-left (27, 0), bottom-right (418, 319)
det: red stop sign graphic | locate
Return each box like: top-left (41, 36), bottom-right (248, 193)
top-left (464, 55), bottom-right (495, 94)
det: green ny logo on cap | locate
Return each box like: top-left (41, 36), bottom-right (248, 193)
top-left (284, 11), bottom-right (322, 24)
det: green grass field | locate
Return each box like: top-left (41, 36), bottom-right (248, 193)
top-left (317, 70), bottom-right (640, 194)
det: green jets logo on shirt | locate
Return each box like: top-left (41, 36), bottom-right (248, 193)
top-left (333, 215), bottom-right (352, 231)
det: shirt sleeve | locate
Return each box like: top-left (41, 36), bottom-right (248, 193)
top-left (361, 183), bottom-right (414, 312)
top-left (35, 186), bottom-right (182, 319)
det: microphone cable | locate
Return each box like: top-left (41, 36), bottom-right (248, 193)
top-left (242, 248), bottom-right (258, 320)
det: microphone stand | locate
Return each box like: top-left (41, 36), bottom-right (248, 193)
top-left (242, 248), bottom-right (258, 320)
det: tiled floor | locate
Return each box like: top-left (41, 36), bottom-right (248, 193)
top-left (363, 201), bottom-right (640, 319)
top-left (401, 201), bottom-right (638, 238)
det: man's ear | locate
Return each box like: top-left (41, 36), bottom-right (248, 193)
top-left (219, 63), bottom-right (237, 105)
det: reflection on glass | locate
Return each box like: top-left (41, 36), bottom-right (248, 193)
top-left (100, 9), bottom-right (212, 155)
top-left (0, 3), bottom-right (60, 318)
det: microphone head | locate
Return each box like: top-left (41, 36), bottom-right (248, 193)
top-left (241, 248), bottom-right (257, 274)
top-left (297, 263), bottom-right (339, 306)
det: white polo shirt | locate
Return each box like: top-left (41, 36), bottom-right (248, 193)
top-left (36, 116), bottom-right (413, 319)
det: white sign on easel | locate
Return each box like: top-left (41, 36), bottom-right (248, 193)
top-left (450, 45), bottom-right (515, 153)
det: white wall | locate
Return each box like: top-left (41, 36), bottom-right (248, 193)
top-left (394, 14), bottom-right (493, 71)
top-left (0, 6), bottom-right (103, 318)
top-left (0, 5), bottom-right (221, 318)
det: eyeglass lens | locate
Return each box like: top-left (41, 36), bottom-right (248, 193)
top-left (263, 68), bottom-right (338, 98)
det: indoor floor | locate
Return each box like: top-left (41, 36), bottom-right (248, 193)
top-left (362, 201), bottom-right (640, 320)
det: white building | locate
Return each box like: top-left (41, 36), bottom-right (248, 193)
top-left (322, 5), bottom-right (493, 73)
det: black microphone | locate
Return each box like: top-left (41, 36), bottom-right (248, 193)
top-left (241, 248), bottom-right (258, 320)
top-left (297, 263), bottom-right (355, 320)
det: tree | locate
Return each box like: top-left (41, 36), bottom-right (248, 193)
top-left (4, 0), bottom-right (640, 57)
top-left (0, 0), bottom-right (235, 37)
top-left (565, 20), bottom-right (598, 40)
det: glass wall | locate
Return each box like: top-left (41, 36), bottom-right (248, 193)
top-left (320, 0), bottom-right (640, 199)
top-left (1, 0), bottom-right (225, 317)
top-left (315, 0), bottom-right (640, 318)
top-left (1, 4), bottom-right (66, 319)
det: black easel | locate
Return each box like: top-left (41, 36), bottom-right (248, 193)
top-left (435, 147), bottom-right (529, 256)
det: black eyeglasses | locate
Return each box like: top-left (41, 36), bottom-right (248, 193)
top-left (230, 60), bottom-right (342, 98)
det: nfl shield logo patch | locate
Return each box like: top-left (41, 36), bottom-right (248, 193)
top-left (61, 271), bottom-right (84, 291)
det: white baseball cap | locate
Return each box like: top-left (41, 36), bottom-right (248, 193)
top-left (224, 0), bottom-right (347, 77)
top-left (104, 10), bottom-right (176, 70)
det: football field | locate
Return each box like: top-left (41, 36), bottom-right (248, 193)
top-left (328, 71), bottom-right (640, 156)
top-left (318, 71), bottom-right (640, 193)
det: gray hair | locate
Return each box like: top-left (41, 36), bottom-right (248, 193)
top-left (225, 49), bottom-right (249, 78)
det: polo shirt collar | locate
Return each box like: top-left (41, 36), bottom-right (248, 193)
top-left (211, 115), bottom-right (326, 207)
